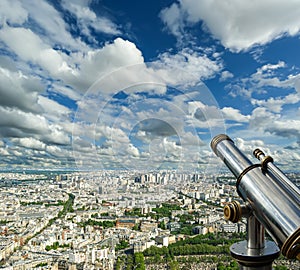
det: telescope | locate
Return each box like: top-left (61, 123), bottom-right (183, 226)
top-left (211, 134), bottom-right (300, 269)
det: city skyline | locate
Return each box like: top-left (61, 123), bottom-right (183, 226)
top-left (1, 1), bottom-right (300, 172)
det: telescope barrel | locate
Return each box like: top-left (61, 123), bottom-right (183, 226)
top-left (253, 148), bottom-right (300, 204)
top-left (211, 134), bottom-right (300, 260)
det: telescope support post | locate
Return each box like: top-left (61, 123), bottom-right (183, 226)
top-left (247, 215), bottom-right (265, 250)
top-left (230, 214), bottom-right (280, 270)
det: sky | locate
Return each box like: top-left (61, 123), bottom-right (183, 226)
top-left (0, 0), bottom-right (300, 173)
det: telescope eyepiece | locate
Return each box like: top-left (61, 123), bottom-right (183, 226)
top-left (253, 148), bottom-right (274, 170)
top-left (210, 134), bottom-right (233, 156)
top-left (253, 148), bottom-right (265, 159)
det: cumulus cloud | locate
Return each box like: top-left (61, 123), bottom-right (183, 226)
top-left (235, 137), bottom-right (265, 156)
top-left (0, 0), bottom-right (270, 170)
top-left (0, 68), bottom-right (43, 112)
top-left (0, 0), bottom-right (99, 51)
top-left (248, 107), bottom-right (300, 142)
top-left (22, 0), bottom-right (85, 50)
top-left (0, 107), bottom-right (69, 145)
top-left (0, 26), bottom-right (72, 76)
top-left (38, 96), bottom-right (71, 122)
top-left (251, 93), bottom-right (300, 113)
top-left (138, 119), bottom-right (177, 137)
top-left (188, 101), bottom-right (225, 130)
top-left (266, 120), bottom-right (300, 139)
top-left (153, 48), bottom-right (222, 86)
top-left (65, 38), bottom-right (145, 92)
top-left (126, 144), bottom-right (140, 158)
top-left (72, 66), bottom-right (226, 170)
top-left (12, 137), bottom-right (46, 151)
top-left (0, 0), bottom-right (28, 25)
top-left (221, 107), bottom-right (250, 123)
top-left (228, 62), bottom-right (300, 108)
top-left (160, 0), bottom-right (300, 51)
top-left (220, 70), bottom-right (234, 82)
top-left (61, 0), bottom-right (121, 38)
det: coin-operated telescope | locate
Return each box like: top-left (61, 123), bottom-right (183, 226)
top-left (211, 134), bottom-right (300, 269)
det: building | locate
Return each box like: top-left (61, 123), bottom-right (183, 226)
top-left (167, 222), bottom-right (181, 232)
top-left (193, 226), bottom-right (208, 235)
top-left (134, 240), bottom-right (155, 253)
top-left (140, 221), bottom-right (158, 232)
top-left (116, 218), bottom-right (137, 229)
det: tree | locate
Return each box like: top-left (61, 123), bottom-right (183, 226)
top-left (115, 240), bottom-right (130, 251)
top-left (126, 255), bottom-right (134, 270)
top-left (274, 266), bottom-right (288, 270)
top-left (217, 262), bottom-right (226, 270)
top-left (134, 252), bottom-right (145, 270)
top-left (168, 260), bottom-right (179, 270)
top-left (158, 221), bottom-right (166, 230)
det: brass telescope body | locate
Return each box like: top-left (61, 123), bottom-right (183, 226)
top-left (211, 134), bottom-right (300, 262)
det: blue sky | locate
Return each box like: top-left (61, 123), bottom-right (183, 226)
top-left (0, 0), bottom-right (300, 172)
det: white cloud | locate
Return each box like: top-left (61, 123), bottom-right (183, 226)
top-left (12, 137), bottom-right (46, 151)
top-left (189, 101), bottom-right (249, 128)
top-left (0, 107), bottom-right (69, 145)
top-left (0, 24), bottom-right (223, 171)
top-left (61, 0), bottom-right (120, 38)
top-left (249, 107), bottom-right (300, 141)
top-left (0, 26), bottom-right (71, 76)
top-left (221, 107), bottom-right (250, 122)
top-left (0, 107), bottom-right (49, 135)
top-left (0, 148), bottom-right (9, 156)
top-left (228, 62), bottom-right (300, 102)
top-left (0, 0), bottom-right (87, 51)
top-left (234, 137), bottom-right (266, 160)
top-left (38, 96), bottom-right (71, 122)
top-left (23, 0), bottom-right (85, 50)
top-left (249, 107), bottom-right (278, 130)
top-left (0, 67), bottom-right (43, 112)
top-left (251, 93), bottom-right (300, 113)
top-left (160, 0), bottom-right (300, 51)
top-left (180, 131), bottom-right (204, 146)
top-left (265, 119), bottom-right (300, 139)
top-left (127, 144), bottom-right (140, 157)
top-left (153, 48), bottom-right (222, 86)
top-left (66, 38), bottom-right (145, 92)
top-left (50, 84), bottom-right (82, 101)
top-left (260, 61), bottom-right (286, 72)
top-left (220, 70), bottom-right (234, 82)
top-left (95, 125), bottom-right (130, 144)
top-left (287, 74), bottom-right (300, 93)
top-left (0, 22), bottom-right (142, 97)
top-left (72, 76), bottom-right (226, 170)
top-left (0, 0), bottom-right (87, 168)
top-left (0, 0), bottom-right (28, 25)
top-left (159, 3), bottom-right (184, 39)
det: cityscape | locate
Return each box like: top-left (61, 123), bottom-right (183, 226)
top-left (1, 0), bottom-right (300, 269)
top-left (0, 170), bottom-right (299, 269)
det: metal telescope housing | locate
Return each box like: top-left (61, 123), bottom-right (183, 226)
top-left (211, 134), bottom-right (300, 268)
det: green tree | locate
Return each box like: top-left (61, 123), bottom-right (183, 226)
top-left (134, 252), bottom-right (145, 270)
top-left (168, 260), bottom-right (179, 270)
top-left (217, 262), bottom-right (226, 270)
top-left (274, 266), bottom-right (288, 270)
top-left (126, 255), bottom-right (134, 270)
top-left (158, 220), bottom-right (166, 230)
top-left (115, 240), bottom-right (130, 251)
